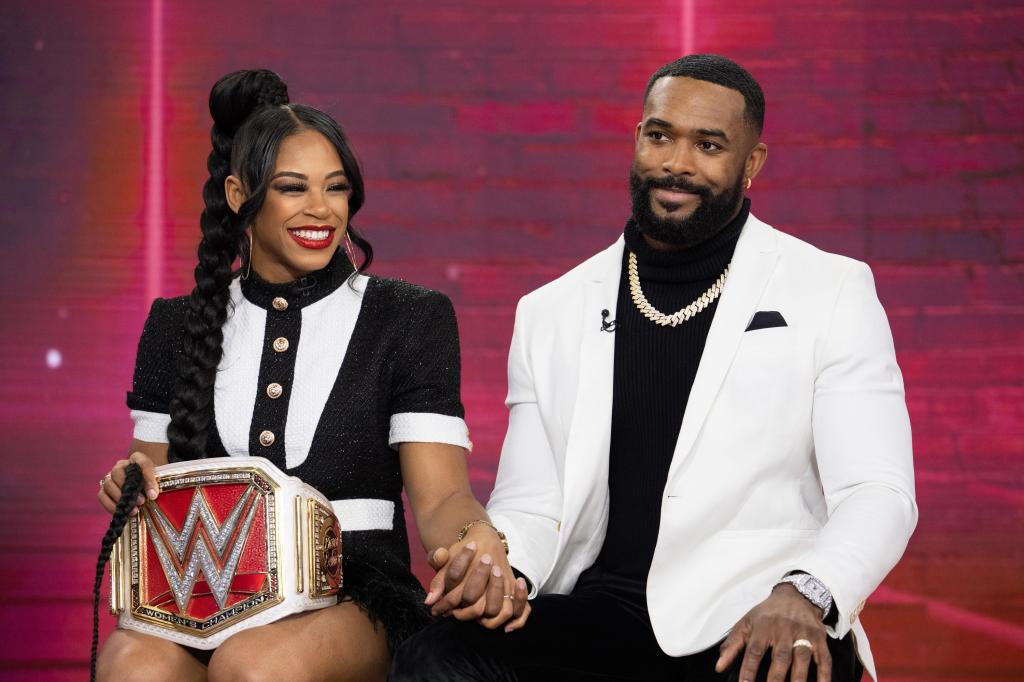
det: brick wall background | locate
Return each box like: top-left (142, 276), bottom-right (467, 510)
top-left (1, 0), bottom-right (1021, 679)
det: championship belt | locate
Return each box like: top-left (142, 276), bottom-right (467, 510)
top-left (108, 457), bottom-right (341, 649)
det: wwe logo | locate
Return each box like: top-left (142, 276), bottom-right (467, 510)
top-left (145, 484), bottom-right (261, 613)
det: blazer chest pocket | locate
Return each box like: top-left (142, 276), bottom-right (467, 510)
top-left (731, 327), bottom-right (797, 376)
top-left (725, 327), bottom-right (808, 415)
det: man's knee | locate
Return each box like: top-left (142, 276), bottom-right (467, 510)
top-left (391, 618), bottom-right (507, 682)
top-left (391, 619), bottom-right (460, 680)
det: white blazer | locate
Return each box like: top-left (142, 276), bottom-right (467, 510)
top-left (486, 214), bottom-right (918, 680)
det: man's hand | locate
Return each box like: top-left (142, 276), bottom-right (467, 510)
top-left (425, 539), bottom-right (530, 632)
top-left (715, 583), bottom-right (831, 682)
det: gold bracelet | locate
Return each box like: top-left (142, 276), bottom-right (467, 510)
top-left (456, 519), bottom-right (509, 555)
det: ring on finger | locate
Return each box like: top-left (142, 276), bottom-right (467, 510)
top-left (502, 594), bottom-right (514, 599)
top-left (99, 475), bottom-right (110, 491)
top-left (792, 639), bottom-right (814, 650)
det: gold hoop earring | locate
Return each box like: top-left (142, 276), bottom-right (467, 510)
top-left (242, 233), bottom-right (253, 280)
top-left (343, 232), bottom-right (358, 272)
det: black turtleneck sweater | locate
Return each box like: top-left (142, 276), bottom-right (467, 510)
top-left (593, 199), bottom-right (750, 587)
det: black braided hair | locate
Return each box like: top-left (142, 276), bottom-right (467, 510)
top-left (644, 54), bottom-right (765, 135)
top-left (166, 69), bottom-right (372, 462)
top-left (91, 463), bottom-right (144, 682)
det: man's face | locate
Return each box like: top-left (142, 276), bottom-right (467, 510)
top-left (630, 76), bottom-right (766, 247)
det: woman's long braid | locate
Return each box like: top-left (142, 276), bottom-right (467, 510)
top-left (165, 143), bottom-right (239, 461)
top-left (166, 70), bottom-right (289, 462)
top-left (91, 464), bottom-right (144, 681)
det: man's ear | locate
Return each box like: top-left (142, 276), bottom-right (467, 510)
top-left (224, 175), bottom-right (246, 214)
top-left (744, 142), bottom-right (768, 184)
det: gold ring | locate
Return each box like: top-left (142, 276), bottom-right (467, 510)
top-left (99, 476), bottom-right (109, 491)
top-left (792, 639), bottom-right (814, 650)
top-left (503, 594), bottom-right (514, 599)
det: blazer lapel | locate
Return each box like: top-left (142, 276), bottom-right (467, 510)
top-left (665, 215), bottom-right (780, 485)
top-left (559, 238), bottom-right (623, 543)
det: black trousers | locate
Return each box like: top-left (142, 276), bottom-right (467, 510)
top-left (390, 570), bottom-right (863, 682)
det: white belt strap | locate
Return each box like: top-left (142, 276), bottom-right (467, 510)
top-left (330, 499), bottom-right (395, 532)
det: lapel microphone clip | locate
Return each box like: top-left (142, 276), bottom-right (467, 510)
top-left (600, 309), bottom-right (617, 332)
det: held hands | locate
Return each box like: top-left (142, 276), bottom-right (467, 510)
top-left (424, 526), bottom-right (531, 632)
top-left (715, 583), bottom-right (831, 682)
top-left (97, 451), bottom-right (160, 515)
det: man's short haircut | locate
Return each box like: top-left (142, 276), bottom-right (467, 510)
top-left (644, 54), bottom-right (765, 136)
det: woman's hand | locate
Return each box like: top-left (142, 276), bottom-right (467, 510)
top-left (399, 443), bottom-right (531, 630)
top-left (98, 451), bottom-right (161, 515)
top-left (425, 526), bottom-right (531, 632)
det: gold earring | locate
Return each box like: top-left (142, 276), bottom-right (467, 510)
top-left (343, 232), bottom-right (358, 272)
top-left (242, 233), bottom-right (253, 280)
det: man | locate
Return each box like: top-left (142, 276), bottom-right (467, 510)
top-left (392, 54), bottom-right (917, 682)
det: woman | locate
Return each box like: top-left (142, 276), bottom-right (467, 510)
top-left (94, 69), bottom-right (526, 681)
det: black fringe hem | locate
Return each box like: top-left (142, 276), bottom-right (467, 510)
top-left (339, 556), bottom-right (432, 653)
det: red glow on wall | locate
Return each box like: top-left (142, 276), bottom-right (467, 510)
top-left (0, 1), bottom-right (1020, 679)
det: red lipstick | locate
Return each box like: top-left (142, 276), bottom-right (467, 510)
top-left (286, 225), bottom-right (336, 250)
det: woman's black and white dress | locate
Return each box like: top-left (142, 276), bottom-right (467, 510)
top-left (126, 253), bottom-right (470, 649)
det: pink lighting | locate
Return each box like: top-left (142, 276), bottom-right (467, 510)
top-left (681, 0), bottom-right (695, 55)
top-left (145, 0), bottom-right (165, 302)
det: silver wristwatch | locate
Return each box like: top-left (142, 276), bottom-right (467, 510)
top-left (777, 572), bottom-right (833, 621)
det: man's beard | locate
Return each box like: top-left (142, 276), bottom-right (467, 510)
top-left (628, 168), bottom-right (745, 247)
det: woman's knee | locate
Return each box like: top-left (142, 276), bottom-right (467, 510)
top-left (209, 641), bottom-right (383, 682)
top-left (96, 630), bottom-right (202, 682)
top-left (208, 628), bottom-right (387, 682)
top-left (207, 637), bottom-right (278, 682)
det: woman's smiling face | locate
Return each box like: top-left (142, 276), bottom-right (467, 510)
top-left (227, 128), bottom-right (352, 283)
